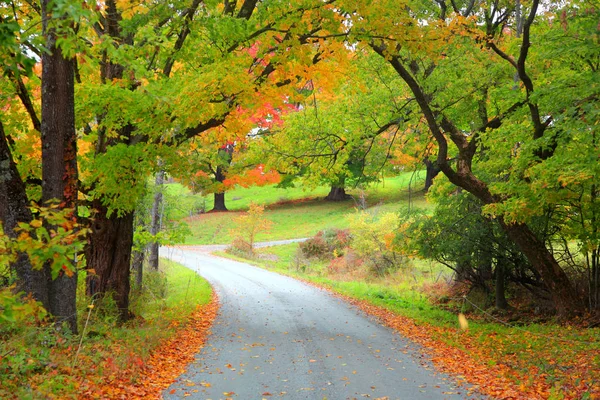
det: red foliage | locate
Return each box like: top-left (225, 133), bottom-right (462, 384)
top-left (223, 165), bottom-right (280, 188)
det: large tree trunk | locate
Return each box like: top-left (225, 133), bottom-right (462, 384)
top-left (87, 202), bottom-right (134, 321)
top-left (0, 122), bottom-right (49, 306)
top-left (212, 164), bottom-right (228, 211)
top-left (40, 0), bottom-right (79, 332)
top-left (499, 220), bottom-right (582, 316)
top-left (325, 186), bottom-right (350, 201)
top-left (495, 261), bottom-right (509, 310)
top-left (213, 192), bottom-right (228, 211)
top-left (148, 169), bottom-right (165, 270)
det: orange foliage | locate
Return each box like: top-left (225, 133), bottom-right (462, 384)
top-left (223, 165), bottom-right (281, 189)
top-left (81, 293), bottom-right (218, 399)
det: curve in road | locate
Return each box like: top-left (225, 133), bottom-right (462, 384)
top-left (162, 247), bottom-right (480, 400)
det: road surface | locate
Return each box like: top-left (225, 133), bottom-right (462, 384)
top-left (162, 247), bottom-right (479, 400)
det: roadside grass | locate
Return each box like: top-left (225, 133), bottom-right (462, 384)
top-left (0, 259), bottom-right (211, 399)
top-left (217, 243), bottom-right (600, 397)
top-left (180, 172), bottom-right (429, 245)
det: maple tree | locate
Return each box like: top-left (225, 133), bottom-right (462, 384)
top-left (329, 0), bottom-right (600, 316)
top-left (0, 1), bottom-right (85, 331)
top-left (72, 0), bottom-right (343, 318)
top-left (255, 54), bottom-right (415, 200)
top-left (1, 0), bottom-right (345, 322)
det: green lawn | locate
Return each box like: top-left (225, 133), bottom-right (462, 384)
top-left (177, 172), bottom-right (430, 245)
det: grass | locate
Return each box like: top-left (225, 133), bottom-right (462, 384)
top-left (178, 172), bottom-right (430, 245)
top-left (0, 259), bottom-right (211, 399)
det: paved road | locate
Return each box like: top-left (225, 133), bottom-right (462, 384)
top-left (162, 247), bottom-right (478, 400)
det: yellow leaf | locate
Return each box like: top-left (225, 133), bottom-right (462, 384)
top-left (458, 313), bottom-right (469, 331)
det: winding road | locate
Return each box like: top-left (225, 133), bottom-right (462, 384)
top-left (162, 247), bottom-right (479, 400)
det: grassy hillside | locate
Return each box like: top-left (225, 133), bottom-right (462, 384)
top-left (169, 171), bottom-right (429, 245)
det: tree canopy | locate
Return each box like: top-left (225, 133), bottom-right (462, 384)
top-left (1, 0), bottom-right (598, 324)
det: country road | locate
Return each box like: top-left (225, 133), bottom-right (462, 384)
top-left (162, 247), bottom-right (479, 400)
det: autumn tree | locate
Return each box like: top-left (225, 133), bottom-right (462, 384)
top-left (39, 0), bottom-right (80, 332)
top-left (257, 55), bottom-right (414, 201)
top-left (0, 1), bottom-right (84, 331)
top-left (339, 0), bottom-right (598, 315)
top-left (73, 0), bottom-right (344, 318)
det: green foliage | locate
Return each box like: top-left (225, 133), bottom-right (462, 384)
top-left (347, 210), bottom-right (406, 275)
top-left (0, 287), bottom-right (46, 327)
top-left (0, 17), bottom-right (36, 76)
top-left (2, 205), bottom-right (87, 279)
top-left (229, 202), bottom-right (273, 250)
top-left (83, 143), bottom-right (155, 217)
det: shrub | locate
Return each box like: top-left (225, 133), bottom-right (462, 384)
top-left (299, 229), bottom-right (352, 260)
top-left (327, 249), bottom-right (363, 276)
top-left (226, 237), bottom-right (254, 259)
top-left (347, 211), bottom-right (404, 276)
top-left (229, 202), bottom-right (273, 250)
top-left (299, 234), bottom-right (330, 259)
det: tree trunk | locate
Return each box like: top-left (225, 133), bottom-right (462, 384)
top-left (325, 186), bottom-right (350, 201)
top-left (87, 202), bottom-right (134, 321)
top-left (0, 121), bottom-right (49, 306)
top-left (495, 261), bottom-right (509, 310)
top-left (213, 192), bottom-right (228, 211)
top-left (148, 169), bottom-right (165, 270)
top-left (131, 249), bottom-right (145, 290)
top-left (212, 164), bottom-right (228, 211)
top-left (499, 220), bottom-right (582, 316)
top-left (41, 1), bottom-right (79, 332)
top-left (423, 158), bottom-right (441, 192)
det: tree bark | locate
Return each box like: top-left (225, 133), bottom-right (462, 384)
top-left (213, 191), bottom-right (228, 211)
top-left (0, 121), bottom-right (49, 306)
top-left (325, 186), bottom-right (350, 201)
top-left (41, 0), bottom-right (79, 332)
top-left (86, 202), bottom-right (134, 321)
top-left (212, 163), bottom-right (228, 211)
top-left (423, 158), bottom-right (441, 192)
top-left (499, 220), bottom-right (582, 315)
top-left (495, 261), bottom-right (509, 310)
top-left (131, 249), bottom-right (145, 290)
top-left (148, 169), bottom-right (165, 270)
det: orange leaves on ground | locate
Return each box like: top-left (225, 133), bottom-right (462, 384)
top-left (302, 280), bottom-right (599, 400)
top-left (82, 293), bottom-right (218, 399)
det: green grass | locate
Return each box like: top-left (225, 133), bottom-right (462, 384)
top-left (243, 242), bottom-right (455, 324)
top-left (179, 172), bottom-right (430, 245)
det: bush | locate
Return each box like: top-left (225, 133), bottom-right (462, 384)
top-left (347, 211), bottom-right (405, 276)
top-left (327, 249), bottom-right (363, 276)
top-left (299, 229), bottom-right (352, 260)
top-left (226, 237), bottom-right (254, 259)
top-left (299, 234), bottom-right (330, 259)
